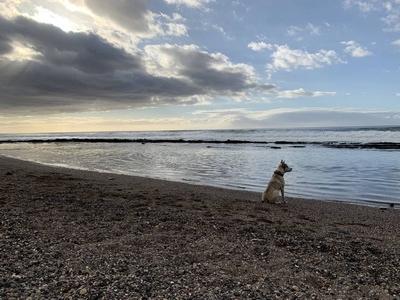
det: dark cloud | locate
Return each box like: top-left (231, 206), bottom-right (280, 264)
top-left (0, 16), bottom-right (268, 116)
top-left (0, 36), bottom-right (12, 55)
top-left (0, 59), bottom-right (204, 115)
top-left (165, 47), bottom-right (252, 92)
top-left (0, 18), bottom-right (13, 54)
top-left (0, 16), bottom-right (143, 73)
top-left (181, 65), bottom-right (254, 94)
top-left (145, 44), bottom-right (277, 95)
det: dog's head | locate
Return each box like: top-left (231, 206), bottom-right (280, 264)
top-left (279, 160), bottom-right (292, 173)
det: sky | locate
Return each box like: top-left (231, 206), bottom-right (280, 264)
top-left (0, 0), bottom-right (400, 133)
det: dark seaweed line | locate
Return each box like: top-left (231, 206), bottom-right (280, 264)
top-left (0, 138), bottom-right (400, 149)
top-left (322, 142), bottom-right (400, 150)
top-left (0, 138), bottom-right (271, 145)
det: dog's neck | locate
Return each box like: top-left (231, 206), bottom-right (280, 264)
top-left (274, 170), bottom-right (284, 177)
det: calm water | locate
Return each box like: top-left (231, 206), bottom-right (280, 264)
top-left (1, 126), bottom-right (399, 208)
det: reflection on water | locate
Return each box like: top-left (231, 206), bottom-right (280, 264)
top-left (1, 142), bottom-right (399, 207)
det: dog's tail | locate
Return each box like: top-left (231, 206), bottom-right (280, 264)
top-left (261, 190), bottom-right (266, 202)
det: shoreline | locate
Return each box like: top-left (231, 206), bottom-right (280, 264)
top-left (1, 155), bottom-right (400, 298)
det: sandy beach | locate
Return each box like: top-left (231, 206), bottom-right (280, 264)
top-left (1, 155), bottom-right (399, 299)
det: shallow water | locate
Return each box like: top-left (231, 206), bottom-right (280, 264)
top-left (1, 129), bottom-right (399, 208)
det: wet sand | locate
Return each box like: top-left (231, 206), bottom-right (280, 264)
top-left (1, 155), bottom-right (399, 299)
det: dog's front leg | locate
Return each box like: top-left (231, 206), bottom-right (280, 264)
top-left (281, 188), bottom-right (287, 203)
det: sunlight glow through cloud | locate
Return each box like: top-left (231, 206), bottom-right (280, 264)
top-left (32, 6), bottom-right (80, 32)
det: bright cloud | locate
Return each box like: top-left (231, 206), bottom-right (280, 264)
top-left (393, 39), bottom-right (400, 46)
top-left (342, 41), bottom-right (373, 57)
top-left (248, 41), bottom-right (272, 51)
top-left (32, 6), bottom-right (81, 32)
top-left (277, 88), bottom-right (336, 99)
top-left (267, 45), bottom-right (344, 71)
top-left (0, 0), bottom-right (26, 19)
top-left (82, 0), bottom-right (189, 38)
top-left (163, 0), bottom-right (214, 8)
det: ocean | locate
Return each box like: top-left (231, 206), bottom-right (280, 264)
top-left (1, 126), bottom-right (399, 208)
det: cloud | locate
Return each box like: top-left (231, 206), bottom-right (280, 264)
top-left (343, 0), bottom-right (379, 13)
top-left (163, 0), bottom-right (214, 9)
top-left (84, 0), bottom-right (156, 36)
top-left (344, 0), bottom-right (400, 32)
top-left (0, 14), bottom-right (333, 118)
top-left (248, 41), bottom-right (272, 52)
top-left (382, 0), bottom-right (400, 31)
top-left (277, 88), bottom-right (336, 99)
top-left (160, 12), bottom-right (186, 22)
top-left (32, 6), bottom-right (81, 32)
top-left (0, 0), bottom-right (25, 19)
top-left (341, 40), bottom-right (373, 57)
top-left (397, 93), bottom-right (400, 96)
top-left (2, 107), bottom-right (399, 132)
top-left (82, 0), bottom-right (188, 38)
top-left (306, 23), bottom-right (321, 35)
top-left (266, 45), bottom-right (344, 72)
top-left (287, 26), bottom-right (303, 36)
top-left (286, 23), bottom-right (321, 39)
top-left (194, 107), bottom-right (400, 128)
top-left (0, 16), bottom-right (143, 73)
top-left (0, 16), bottom-right (280, 116)
top-left (165, 23), bottom-right (188, 36)
top-left (2, 0), bottom-right (187, 40)
top-left (144, 44), bottom-right (266, 95)
top-left (393, 39), bottom-right (400, 46)
top-left (212, 25), bottom-right (234, 40)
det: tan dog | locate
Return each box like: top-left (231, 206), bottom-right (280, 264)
top-left (262, 160), bottom-right (292, 204)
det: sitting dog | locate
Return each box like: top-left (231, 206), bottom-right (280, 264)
top-left (262, 160), bottom-right (292, 204)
